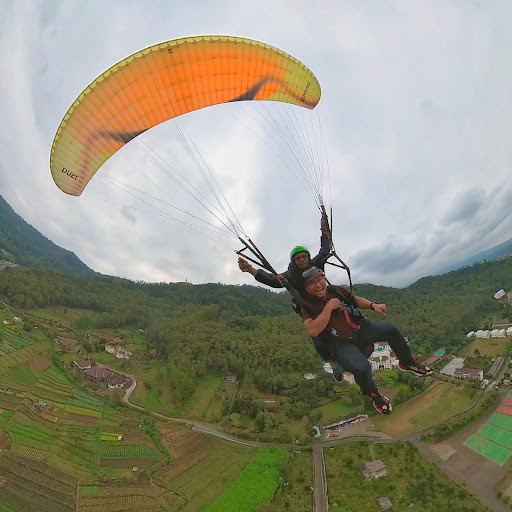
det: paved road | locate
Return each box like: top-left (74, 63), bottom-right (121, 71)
top-left (313, 444), bottom-right (328, 512)
top-left (119, 367), bottom-right (508, 511)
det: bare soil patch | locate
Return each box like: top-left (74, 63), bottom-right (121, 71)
top-left (99, 456), bottom-right (154, 468)
top-left (158, 425), bottom-right (219, 480)
top-left (123, 433), bottom-right (145, 442)
top-left (0, 399), bottom-right (18, 411)
top-left (21, 355), bottom-right (52, 371)
top-left (0, 432), bottom-right (9, 449)
top-left (63, 412), bottom-right (101, 425)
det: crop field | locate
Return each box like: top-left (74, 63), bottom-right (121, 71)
top-left (0, 342), bottom-right (48, 373)
top-left (202, 446), bottom-right (287, 512)
top-left (324, 441), bottom-right (485, 511)
top-left (257, 449), bottom-right (314, 512)
top-left (158, 441), bottom-right (256, 512)
top-left (99, 441), bottom-right (159, 458)
top-left (158, 425), bottom-right (219, 479)
top-left (21, 355), bottom-right (52, 371)
top-left (78, 483), bottom-right (166, 512)
top-left (0, 451), bottom-right (77, 512)
top-left (0, 366), bottom-right (40, 392)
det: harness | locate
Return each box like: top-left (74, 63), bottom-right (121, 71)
top-left (236, 205), bottom-right (356, 322)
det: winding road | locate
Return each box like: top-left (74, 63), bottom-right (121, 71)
top-left (118, 371), bottom-right (507, 512)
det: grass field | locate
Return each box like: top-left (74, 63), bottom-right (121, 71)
top-left (180, 374), bottom-right (227, 422)
top-left (130, 363), bottom-right (177, 416)
top-left (311, 399), bottom-right (362, 426)
top-left (372, 381), bottom-right (476, 436)
top-left (464, 434), bottom-right (512, 465)
top-left (324, 441), bottom-right (485, 511)
top-left (460, 336), bottom-right (509, 357)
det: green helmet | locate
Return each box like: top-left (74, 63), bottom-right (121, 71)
top-left (290, 245), bottom-right (310, 260)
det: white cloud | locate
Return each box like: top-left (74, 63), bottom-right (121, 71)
top-left (1, 0), bottom-right (511, 288)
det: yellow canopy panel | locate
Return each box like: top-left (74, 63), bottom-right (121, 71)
top-left (50, 35), bottom-right (321, 196)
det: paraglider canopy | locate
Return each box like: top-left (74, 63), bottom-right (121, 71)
top-left (50, 35), bottom-right (321, 197)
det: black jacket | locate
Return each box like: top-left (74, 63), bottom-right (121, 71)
top-left (254, 233), bottom-right (330, 301)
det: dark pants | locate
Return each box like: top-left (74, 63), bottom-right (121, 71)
top-left (312, 336), bottom-right (332, 361)
top-left (332, 320), bottom-right (414, 396)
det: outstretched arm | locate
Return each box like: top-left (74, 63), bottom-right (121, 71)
top-left (354, 295), bottom-right (386, 316)
top-left (238, 257), bottom-right (283, 288)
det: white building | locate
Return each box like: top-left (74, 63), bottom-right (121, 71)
top-left (454, 367), bottom-right (483, 381)
top-left (368, 342), bottom-right (399, 372)
top-left (466, 331), bottom-right (476, 338)
top-left (440, 358), bottom-right (465, 376)
top-left (491, 329), bottom-right (506, 338)
top-left (371, 355), bottom-right (392, 371)
top-left (507, 327), bottom-right (512, 337)
top-left (494, 289), bottom-right (506, 300)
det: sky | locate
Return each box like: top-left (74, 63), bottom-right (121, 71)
top-left (1, 0), bottom-right (511, 288)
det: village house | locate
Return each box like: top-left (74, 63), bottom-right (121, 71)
top-left (363, 459), bottom-right (388, 479)
top-left (224, 375), bottom-right (237, 384)
top-left (73, 360), bottom-right (93, 372)
top-left (454, 367), bottom-right (483, 381)
top-left (494, 289), bottom-right (506, 300)
top-left (105, 345), bottom-right (132, 359)
top-left (378, 496), bottom-right (393, 510)
top-left (86, 366), bottom-right (111, 383)
top-left (108, 373), bottom-right (130, 389)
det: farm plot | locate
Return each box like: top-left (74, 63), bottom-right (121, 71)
top-left (99, 441), bottom-right (159, 459)
top-left (158, 426), bottom-right (219, 479)
top-left (22, 355), bottom-right (52, 372)
top-left (203, 446), bottom-right (288, 512)
top-left (0, 451), bottom-right (76, 512)
top-left (0, 343), bottom-right (48, 372)
top-left (0, 367), bottom-right (40, 392)
top-left (78, 484), bottom-right (164, 512)
top-left (69, 390), bottom-right (104, 412)
top-left (0, 325), bottom-right (36, 349)
top-left (160, 441), bottom-right (256, 512)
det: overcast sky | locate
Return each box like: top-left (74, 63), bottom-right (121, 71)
top-left (1, 0), bottom-right (511, 288)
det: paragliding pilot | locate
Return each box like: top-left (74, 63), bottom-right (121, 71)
top-left (300, 267), bottom-right (433, 414)
top-left (238, 216), bottom-right (344, 381)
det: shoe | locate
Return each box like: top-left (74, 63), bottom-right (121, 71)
top-left (399, 354), bottom-right (433, 376)
top-left (332, 365), bottom-right (344, 383)
top-left (370, 392), bottom-right (392, 414)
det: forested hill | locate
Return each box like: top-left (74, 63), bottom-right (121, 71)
top-left (1, 256), bottom-right (511, 358)
top-left (0, 194), bottom-right (95, 277)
